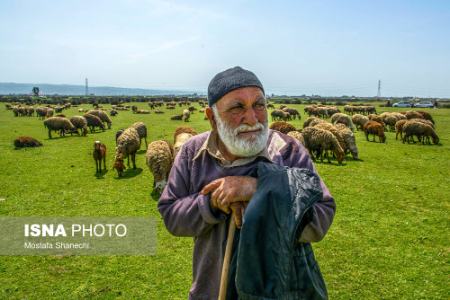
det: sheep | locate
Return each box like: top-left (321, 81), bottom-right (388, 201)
top-left (83, 113), bottom-right (105, 133)
top-left (301, 127), bottom-right (345, 164)
top-left (313, 122), bottom-right (345, 152)
top-left (269, 121), bottom-right (297, 134)
top-left (36, 107), bottom-right (48, 119)
top-left (335, 123), bottom-right (359, 160)
top-left (363, 121), bottom-right (386, 143)
top-left (402, 121), bottom-right (439, 145)
top-left (70, 116), bottom-right (88, 136)
top-left (87, 110), bottom-right (112, 129)
top-left (416, 110), bottom-right (435, 124)
top-left (93, 141), bottom-right (107, 173)
top-left (188, 106), bottom-right (197, 113)
top-left (182, 109), bottom-right (191, 122)
top-left (368, 114), bottom-right (384, 125)
top-left (135, 109), bottom-right (151, 114)
top-left (303, 117), bottom-right (325, 128)
top-left (395, 119), bottom-right (408, 140)
top-left (173, 127), bottom-right (197, 156)
top-left (405, 111), bottom-right (424, 120)
top-left (287, 131), bottom-right (305, 146)
top-left (46, 108), bottom-right (54, 118)
top-left (14, 136), bottom-right (42, 148)
top-left (43, 117), bottom-right (75, 139)
top-left (154, 109), bottom-right (164, 114)
top-left (145, 140), bottom-right (174, 194)
top-left (130, 122), bottom-right (148, 148)
top-left (351, 114), bottom-right (369, 131)
top-left (171, 114), bottom-right (183, 120)
top-left (110, 110), bottom-right (118, 116)
top-left (114, 127), bottom-right (140, 177)
top-left (271, 109), bottom-right (290, 121)
top-left (282, 108), bottom-right (301, 120)
top-left (331, 113), bottom-right (355, 131)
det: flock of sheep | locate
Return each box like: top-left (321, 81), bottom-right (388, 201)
top-left (7, 101), bottom-right (440, 194)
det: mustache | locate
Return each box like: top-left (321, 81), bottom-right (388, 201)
top-left (233, 123), bottom-right (266, 135)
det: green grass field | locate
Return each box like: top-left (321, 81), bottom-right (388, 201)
top-left (0, 103), bottom-right (449, 299)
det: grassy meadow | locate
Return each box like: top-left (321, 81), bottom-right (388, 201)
top-left (0, 102), bottom-right (449, 299)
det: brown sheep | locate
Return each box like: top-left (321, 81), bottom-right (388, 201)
top-left (301, 127), bottom-right (345, 164)
top-left (93, 141), bottom-right (107, 173)
top-left (43, 117), bottom-right (75, 139)
top-left (87, 110), bottom-right (112, 129)
top-left (363, 121), bottom-right (386, 143)
top-left (83, 114), bottom-right (105, 132)
top-left (416, 111), bottom-right (435, 124)
top-left (405, 110), bottom-right (424, 120)
top-left (395, 119), bottom-right (408, 140)
top-left (282, 108), bottom-right (301, 120)
top-left (351, 114), bottom-right (369, 131)
top-left (70, 116), bottom-right (88, 136)
top-left (14, 136), bottom-right (42, 148)
top-left (402, 121), bottom-right (439, 145)
top-left (269, 121), bottom-right (297, 134)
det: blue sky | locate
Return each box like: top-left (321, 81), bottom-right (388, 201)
top-left (1, 0), bottom-right (449, 97)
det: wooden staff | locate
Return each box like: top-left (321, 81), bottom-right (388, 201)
top-left (218, 212), bottom-right (236, 300)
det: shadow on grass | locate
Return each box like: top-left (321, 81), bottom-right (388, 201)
top-left (150, 189), bottom-right (161, 201)
top-left (95, 169), bottom-right (108, 179)
top-left (115, 168), bottom-right (143, 179)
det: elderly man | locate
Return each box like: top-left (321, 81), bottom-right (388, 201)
top-left (159, 66), bottom-right (335, 299)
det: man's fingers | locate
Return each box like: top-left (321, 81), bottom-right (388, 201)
top-left (200, 179), bottom-right (221, 195)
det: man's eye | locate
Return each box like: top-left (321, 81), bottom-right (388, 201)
top-left (254, 103), bottom-right (266, 110)
top-left (229, 106), bottom-right (245, 114)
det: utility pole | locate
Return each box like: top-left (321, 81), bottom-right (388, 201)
top-left (85, 78), bottom-right (89, 96)
top-left (377, 80), bottom-right (381, 98)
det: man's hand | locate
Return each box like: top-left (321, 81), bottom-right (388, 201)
top-left (200, 176), bottom-right (257, 207)
top-left (200, 176), bottom-right (256, 228)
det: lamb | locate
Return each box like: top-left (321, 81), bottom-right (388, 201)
top-left (114, 127), bottom-right (141, 177)
top-left (93, 141), bottom-right (107, 173)
top-left (87, 110), bottom-right (112, 129)
top-left (130, 122), bottom-right (148, 148)
top-left (331, 113), bottom-right (355, 131)
top-left (363, 120), bottom-right (386, 143)
top-left (14, 136), bottom-right (42, 148)
top-left (351, 114), bottom-right (369, 131)
top-left (69, 116), bottom-right (88, 136)
top-left (301, 127), bottom-right (345, 164)
top-left (182, 109), bottom-right (191, 122)
top-left (287, 131), bottom-right (305, 146)
top-left (145, 140), bottom-right (174, 194)
top-left (335, 123), bottom-right (359, 160)
top-left (43, 117), bottom-right (75, 139)
top-left (83, 113), bottom-right (105, 132)
top-left (402, 120), bottom-right (439, 145)
top-left (269, 121), bottom-right (297, 134)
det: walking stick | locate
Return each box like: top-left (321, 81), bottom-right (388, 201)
top-left (218, 212), bottom-right (236, 300)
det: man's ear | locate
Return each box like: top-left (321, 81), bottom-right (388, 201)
top-left (205, 107), bottom-right (217, 130)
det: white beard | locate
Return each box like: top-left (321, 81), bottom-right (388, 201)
top-left (213, 107), bottom-right (269, 157)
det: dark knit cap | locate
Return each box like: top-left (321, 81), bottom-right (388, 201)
top-left (207, 66), bottom-right (264, 107)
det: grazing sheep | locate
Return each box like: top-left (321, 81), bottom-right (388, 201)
top-left (282, 108), bottom-right (301, 120)
top-left (301, 127), bottom-right (345, 164)
top-left (313, 122), bottom-right (346, 152)
top-left (130, 122), bottom-right (148, 148)
top-left (363, 121), bottom-right (386, 143)
top-left (405, 110), bottom-right (424, 120)
top-left (171, 114), bottom-right (183, 120)
top-left (303, 117), bottom-right (325, 128)
top-left (83, 113), bottom-right (105, 133)
top-left (351, 114), bottom-right (369, 131)
top-left (87, 110), bottom-right (112, 129)
top-left (368, 114), bottom-right (384, 125)
top-left (154, 109), bottom-right (164, 114)
top-left (287, 131), bottom-right (305, 146)
top-left (269, 121), bottom-right (297, 134)
top-left (36, 107), bottom-right (48, 119)
top-left (402, 120), bottom-right (439, 145)
top-left (409, 118), bottom-right (434, 128)
top-left (271, 109), bottom-right (291, 121)
top-left (115, 129), bottom-right (125, 144)
top-left (46, 108), bottom-right (54, 118)
top-left (416, 111), bottom-right (435, 124)
top-left (145, 140), bottom-right (174, 194)
top-left (43, 117), bottom-right (75, 139)
top-left (182, 109), bottom-right (191, 122)
top-left (114, 127), bottom-right (141, 177)
top-left (335, 123), bottom-right (359, 160)
top-left (188, 106), bottom-right (197, 113)
top-left (395, 119), bottom-right (408, 140)
top-left (331, 113), bottom-right (355, 131)
top-left (93, 141), bottom-right (107, 173)
top-left (14, 136), bottom-right (42, 148)
top-left (110, 110), bottom-right (118, 116)
top-left (267, 103), bottom-right (275, 109)
top-left (135, 109), bottom-right (151, 114)
top-left (70, 116), bottom-right (88, 136)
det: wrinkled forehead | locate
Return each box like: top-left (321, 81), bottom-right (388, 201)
top-left (215, 86), bottom-right (265, 109)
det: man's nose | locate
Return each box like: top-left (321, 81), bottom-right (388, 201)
top-left (242, 107), bottom-right (258, 126)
